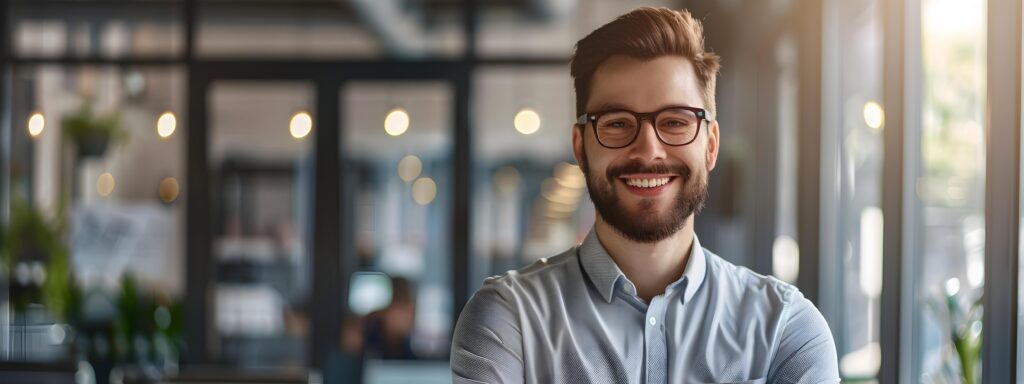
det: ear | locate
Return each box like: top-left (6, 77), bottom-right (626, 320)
top-left (705, 120), bottom-right (720, 171)
top-left (572, 124), bottom-right (585, 167)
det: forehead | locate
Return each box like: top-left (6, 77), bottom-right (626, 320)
top-left (586, 55), bottom-right (703, 112)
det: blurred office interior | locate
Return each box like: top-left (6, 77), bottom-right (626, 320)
top-left (0, 0), bottom-right (1020, 383)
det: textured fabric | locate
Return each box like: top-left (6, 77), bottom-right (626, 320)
top-left (450, 228), bottom-right (840, 384)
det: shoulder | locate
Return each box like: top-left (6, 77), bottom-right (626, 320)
top-left (701, 250), bottom-right (837, 380)
top-left (475, 246), bottom-right (581, 300)
top-left (703, 249), bottom-right (802, 311)
top-left (453, 247), bottom-right (580, 346)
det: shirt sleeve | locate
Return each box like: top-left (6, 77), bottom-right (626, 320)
top-left (450, 281), bottom-right (525, 384)
top-left (768, 291), bottom-right (842, 384)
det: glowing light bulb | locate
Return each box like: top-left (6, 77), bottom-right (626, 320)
top-left (157, 112), bottom-right (176, 138)
top-left (863, 101), bottom-right (884, 130)
top-left (412, 177), bottom-right (437, 205)
top-left (159, 177), bottom-right (180, 203)
top-left (398, 155), bottom-right (423, 182)
top-left (97, 173), bottom-right (115, 197)
top-left (28, 112), bottom-right (45, 138)
top-left (290, 111), bottom-right (313, 139)
top-left (514, 108), bottom-right (541, 135)
top-left (385, 108), bottom-right (410, 136)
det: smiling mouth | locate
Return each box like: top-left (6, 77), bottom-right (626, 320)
top-left (622, 177), bottom-right (672, 188)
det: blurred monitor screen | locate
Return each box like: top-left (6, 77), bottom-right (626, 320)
top-left (349, 272), bottom-right (393, 316)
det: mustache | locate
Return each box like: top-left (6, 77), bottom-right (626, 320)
top-left (605, 161), bottom-right (692, 180)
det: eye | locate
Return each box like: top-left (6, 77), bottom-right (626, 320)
top-left (601, 119), bottom-right (634, 129)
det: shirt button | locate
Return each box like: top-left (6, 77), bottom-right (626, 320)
top-left (649, 317), bottom-right (657, 326)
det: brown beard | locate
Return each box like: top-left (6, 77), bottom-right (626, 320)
top-left (580, 148), bottom-right (709, 243)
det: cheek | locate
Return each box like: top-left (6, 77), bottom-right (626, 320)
top-left (581, 144), bottom-right (614, 176)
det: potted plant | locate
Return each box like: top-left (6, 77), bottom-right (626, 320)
top-left (0, 196), bottom-right (72, 321)
top-left (927, 278), bottom-right (983, 384)
top-left (61, 104), bottom-right (128, 159)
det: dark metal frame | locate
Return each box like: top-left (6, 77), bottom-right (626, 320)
top-left (879, 0), bottom-right (907, 382)
top-left (575, 106), bottom-right (709, 148)
top-left (983, 0), bottom-right (1021, 382)
top-left (0, 0), bottom-right (9, 361)
top-left (796, 0), bottom-right (823, 310)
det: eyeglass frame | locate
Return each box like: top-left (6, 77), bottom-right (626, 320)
top-left (575, 105), bottom-right (711, 149)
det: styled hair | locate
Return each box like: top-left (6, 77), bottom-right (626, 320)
top-left (570, 7), bottom-right (721, 118)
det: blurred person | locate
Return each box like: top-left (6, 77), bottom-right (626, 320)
top-left (451, 7), bottom-right (840, 384)
top-left (342, 277), bottom-right (417, 360)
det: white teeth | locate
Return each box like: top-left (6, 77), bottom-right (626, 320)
top-left (625, 177), bottom-right (670, 188)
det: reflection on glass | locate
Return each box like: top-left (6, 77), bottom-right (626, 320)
top-left (209, 82), bottom-right (314, 369)
top-left (341, 81), bottom-right (454, 362)
top-left (913, 0), bottom-right (986, 382)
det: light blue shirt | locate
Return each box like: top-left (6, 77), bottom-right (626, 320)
top-left (451, 228), bottom-right (840, 383)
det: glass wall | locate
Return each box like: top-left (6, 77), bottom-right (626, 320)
top-left (469, 66), bottom-right (592, 293)
top-left (825, 0), bottom-right (885, 381)
top-left (911, 0), bottom-right (987, 381)
top-left (339, 81), bottom-right (454, 383)
top-left (3, 64), bottom-right (186, 378)
top-left (208, 81), bottom-right (314, 369)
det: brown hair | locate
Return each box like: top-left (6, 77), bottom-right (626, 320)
top-left (570, 7), bottom-right (721, 118)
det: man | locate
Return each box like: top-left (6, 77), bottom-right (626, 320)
top-left (451, 7), bottom-right (840, 384)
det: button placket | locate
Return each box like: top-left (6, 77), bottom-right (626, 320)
top-left (643, 296), bottom-right (668, 384)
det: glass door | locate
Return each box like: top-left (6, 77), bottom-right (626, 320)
top-left (207, 81), bottom-right (315, 370)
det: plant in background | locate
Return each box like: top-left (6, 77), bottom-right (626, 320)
top-left (61, 104), bottom-right (128, 158)
top-left (926, 278), bottom-right (982, 384)
top-left (0, 196), bottom-right (73, 322)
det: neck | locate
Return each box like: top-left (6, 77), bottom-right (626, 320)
top-left (594, 215), bottom-right (695, 302)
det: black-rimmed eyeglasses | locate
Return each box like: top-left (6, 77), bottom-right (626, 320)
top-left (576, 106), bottom-right (710, 149)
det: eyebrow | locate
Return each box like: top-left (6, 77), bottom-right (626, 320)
top-left (590, 102), bottom-right (633, 111)
top-left (589, 103), bottom-right (701, 112)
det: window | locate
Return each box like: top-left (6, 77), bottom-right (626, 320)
top-left (208, 81), bottom-right (314, 369)
top-left (822, 0), bottom-right (885, 380)
top-left (470, 66), bottom-right (593, 294)
top-left (340, 81), bottom-right (455, 368)
top-left (910, 0), bottom-right (987, 381)
top-left (5, 65), bottom-right (186, 366)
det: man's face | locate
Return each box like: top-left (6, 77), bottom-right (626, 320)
top-left (573, 55), bottom-right (720, 243)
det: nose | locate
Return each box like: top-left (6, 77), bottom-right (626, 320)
top-left (627, 119), bottom-right (667, 161)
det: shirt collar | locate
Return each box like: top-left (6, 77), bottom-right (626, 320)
top-left (681, 235), bottom-right (707, 303)
top-left (578, 228), bottom-right (623, 303)
top-left (577, 227), bottom-right (708, 304)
